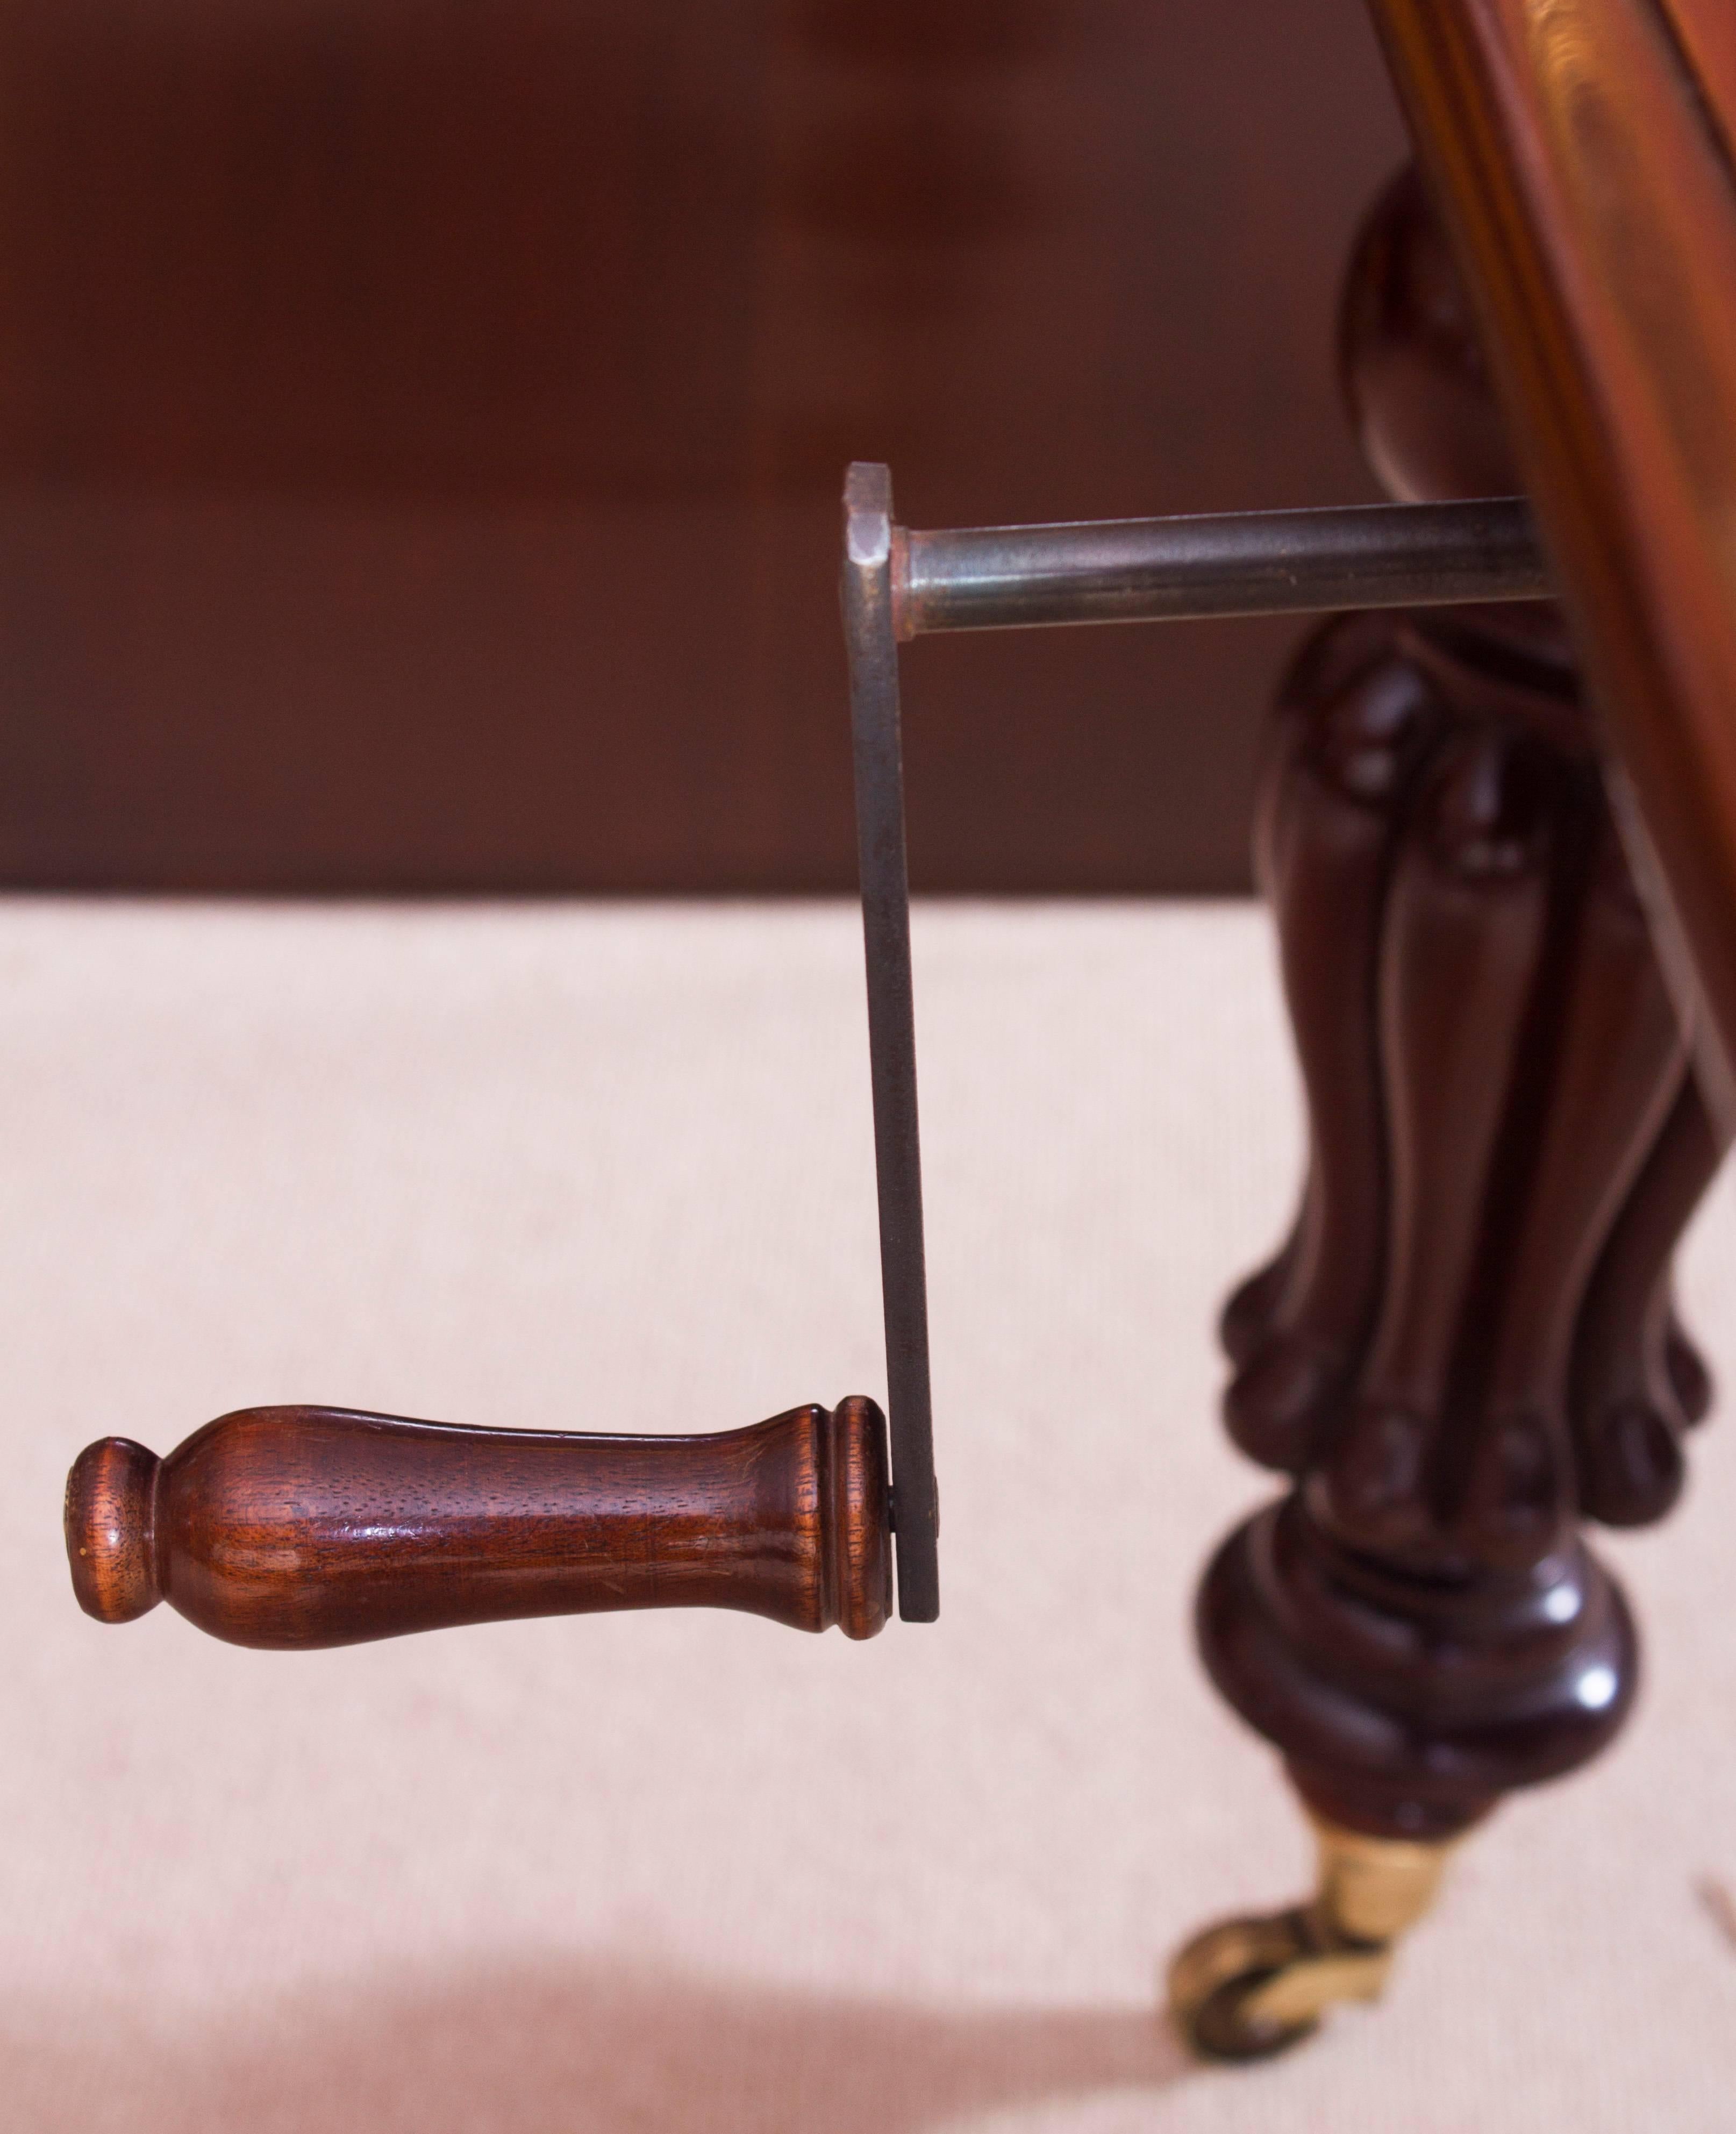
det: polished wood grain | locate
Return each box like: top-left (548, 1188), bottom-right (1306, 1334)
top-left (1196, 163), bottom-right (1720, 1841)
top-left (1658, 2), bottom-right (1736, 138)
top-left (1571, 1073), bottom-right (1726, 1524)
top-left (65, 1400), bottom-right (892, 1647)
top-left (1367, 0), bottom-right (1736, 1126)
top-left (1219, 616), bottom-right (1442, 1475)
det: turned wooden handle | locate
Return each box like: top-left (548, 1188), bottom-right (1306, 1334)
top-left (64, 1400), bottom-right (892, 1648)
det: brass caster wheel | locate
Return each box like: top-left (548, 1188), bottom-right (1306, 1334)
top-left (1167, 1812), bottom-right (1455, 2063)
top-left (1168, 1904), bottom-right (1390, 2061)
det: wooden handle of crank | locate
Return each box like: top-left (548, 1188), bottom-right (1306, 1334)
top-left (65, 1400), bottom-right (892, 1647)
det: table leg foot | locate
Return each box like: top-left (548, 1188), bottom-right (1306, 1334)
top-left (1168, 1809), bottom-right (1455, 2062)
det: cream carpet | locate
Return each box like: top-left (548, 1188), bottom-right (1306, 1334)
top-left (5, 900), bottom-right (1734, 2132)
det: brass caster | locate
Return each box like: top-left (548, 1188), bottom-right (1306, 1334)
top-left (1168, 1812), bottom-right (1455, 2062)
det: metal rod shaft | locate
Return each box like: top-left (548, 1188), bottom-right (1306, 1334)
top-left (834, 472), bottom-right (1551, 1630)
top-left (841, 463), bottom-right (940, 1624)
top-left (895, 496), bottom-right (1548, 638)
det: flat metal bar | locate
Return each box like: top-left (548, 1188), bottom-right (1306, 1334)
top-left (841, 462), bottom-right (940, 1623)
top-left (896, 496), bottom-right (1548, 638)
top-left (834, 474), bottom-right (1549, 1625)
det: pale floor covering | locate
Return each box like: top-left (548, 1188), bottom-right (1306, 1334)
top-left (5, 901), bottom-right (1734, 2133)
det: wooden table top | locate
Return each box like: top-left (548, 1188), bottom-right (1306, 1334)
top-left (1369, 0), bottom-right (1736, 1120)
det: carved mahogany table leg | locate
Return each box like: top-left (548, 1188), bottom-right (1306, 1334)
top-left (1169, 165), bottom-right (1725, 2061)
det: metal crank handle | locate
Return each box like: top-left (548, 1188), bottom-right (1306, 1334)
top-left (65, 1400), bottom-right (892, 1649)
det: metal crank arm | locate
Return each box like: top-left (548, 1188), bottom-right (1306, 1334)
top-left (61, 473), bottom-right (1548, 1651)
top-left (838, 463), bottom-right (1551, 1627)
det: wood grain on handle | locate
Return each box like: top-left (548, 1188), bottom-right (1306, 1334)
top-left (65, 1400), bottom-right (892, 1648)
